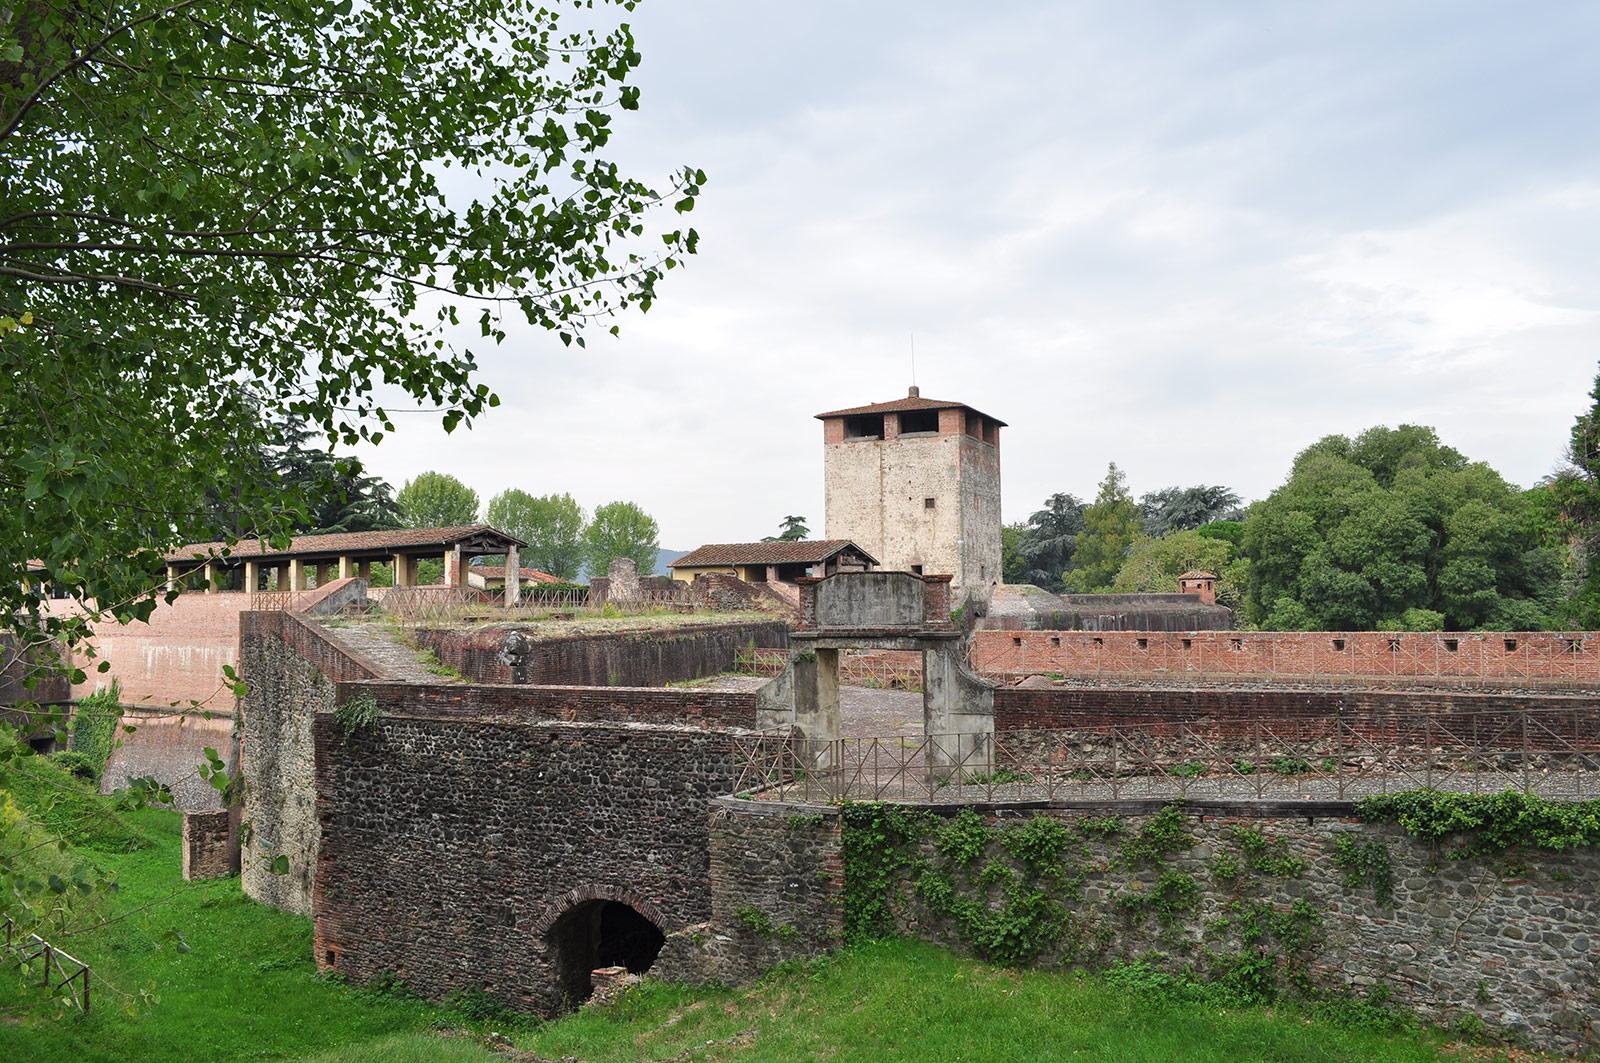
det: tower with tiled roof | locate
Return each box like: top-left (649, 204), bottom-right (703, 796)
top-left (816, 386), bottom-right (1004, 607)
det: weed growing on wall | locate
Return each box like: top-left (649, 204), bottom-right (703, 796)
top-left (333, 690), bottom-right (383, 740)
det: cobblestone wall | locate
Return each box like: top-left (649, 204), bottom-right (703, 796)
top-left (310, 713), bottom-right (742, 1015)
top-left (702, 800), bottom-right (1600, 1054)
top-left (656, 800), bottom-right (844, 985)
top-left (239, 613), bottom-right (336, 915)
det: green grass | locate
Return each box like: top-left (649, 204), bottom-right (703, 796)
top-left (518, 940), bottom-right (1515, 1063)
top-left (0, 756), bottom-right (490, 1063)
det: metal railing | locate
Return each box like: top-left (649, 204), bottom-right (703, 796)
top-left (3, 916), bottom-right (91, 1013)
top-left (731, 708), bottom-right (1600, 805)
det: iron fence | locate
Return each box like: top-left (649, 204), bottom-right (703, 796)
top-left (731, 708), bottom-right (1600, 805)
top-left (3, 916), bottom-right (91, 1013)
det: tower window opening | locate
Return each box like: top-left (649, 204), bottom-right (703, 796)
top-left (899, 409), bottom-right (938, 435)
top-left (924, 497), bottom-right (936, 509)
top-left (842, 414), bottom-right (884, 440)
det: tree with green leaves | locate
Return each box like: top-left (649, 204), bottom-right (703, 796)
top-left (259, 417), bottom-right (402, 536)
top-left (1013, 494), bottom-right (1086, 591)
top-left (396, 472), bottom-right (479, 529)
top-left (486, 490), bottom-right (586, 581)
top-left (1112, 529), bottom-right (1239, 605)
top-left (1, 0), bottom-right (701, 658)
top-left (1549, 364), bottom-right (1600, 626)
top-left (762, 515), bottom-right (809, 542)
top-left (1138, 485), bottom-right (1243, 537)
top-left (1243, 425), bottom-right (1560, 630)
top-left (1064, 465), bottom-right (1141, 593)
top-left (583, 500), bottom-right (660, 577)
top-left (0, 0), bottom-right (701, 991)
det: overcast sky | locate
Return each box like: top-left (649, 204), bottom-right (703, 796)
top-left (352, 0), bottom-right (1600, 551)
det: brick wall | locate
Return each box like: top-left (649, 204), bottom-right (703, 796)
top-left (972, 629), bottom-right (1600, 687)
top-left (181, 809), bottom-right (239, 880)
top-left (47, 592), bottom-right (247, 710)
top-left (0, 634), bottom-right (71, 706)
top-left (993, 685), bottom-right (1600, 740)
top-left (414, 621), bottom-right (789, 687)
top-left (310, 713), bottom-right (741, 1015)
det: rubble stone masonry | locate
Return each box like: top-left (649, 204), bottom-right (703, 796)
top-left (310, 711), bottom-right (741, 1015)
top-left (706, 802), bottom-right (1600, 1054)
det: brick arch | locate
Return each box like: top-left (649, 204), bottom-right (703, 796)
top-left (531, 884), bottom-right (670, 936)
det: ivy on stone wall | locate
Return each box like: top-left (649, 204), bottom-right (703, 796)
top-left (1356, 790), bottom-right (1600, 857)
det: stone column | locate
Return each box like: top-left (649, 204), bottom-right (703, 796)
top-left (244, 560), bottom-right (260, 594)
top-left (165, 564), bottom-right (179, 593)
top-left (202, 561), bottom-right (217, 593)
top-left (922, 644), bottom-right (996, 782)
top-left (338, 556), bottom-right (354, 580)
top-left (393, 553), bottom-right (410, 587)
top-left (505, 545), bottom-right (521, 607)
top-left (288, 558), bottom-right (306, 591)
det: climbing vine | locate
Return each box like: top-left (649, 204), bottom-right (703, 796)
top-left (1329, 833), bottom-right (1394, 907)
top-left (1355, 790), bottom-right (1600, 857)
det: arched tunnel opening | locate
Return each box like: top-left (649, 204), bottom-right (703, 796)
top-left (548, 899), bottom-right (665, 1008)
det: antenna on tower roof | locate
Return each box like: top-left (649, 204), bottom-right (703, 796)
top-left (910, 332), bottom-right (917, 395)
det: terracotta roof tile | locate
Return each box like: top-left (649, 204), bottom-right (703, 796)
top-left (470, 565), bottom-right (563, 583)
top-left (815, 394), bottom-right (1006, 425)
top-left (1178, 570), bottom-right (1217, 580)
top-left (164, 524), bottom-right (526, 562)
top-left (670, 540), bottom-right (879, 568)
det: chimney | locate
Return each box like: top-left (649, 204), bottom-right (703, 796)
top-left (1178, 571), bottom-right (1216, 606)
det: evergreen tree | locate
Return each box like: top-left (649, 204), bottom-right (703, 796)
top-left (1065, 465), bottom-right (1141, 593)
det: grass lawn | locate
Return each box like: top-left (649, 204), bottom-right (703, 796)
top-left (0, 755), bottom-right (1548, 1063)
top-left (0, 759), bottom-right (469, 1063)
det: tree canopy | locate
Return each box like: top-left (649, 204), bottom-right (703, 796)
top-left (763, 516), bottom-right (809, 542)
top-left (1012, 494), bottom-right (1085, 592)
top-left (583, 500), bottom-right (660, 577)
top-left (486, 490), bottom-right (586, 581)
top-left (1243, 426), bottom-right (1560, 631)
top-left (1064, 465), bottom-right (1141, 593)
top-left (396, 471), bottom-right (480, 529)
top-left (1549, 365), bottom-right (1600, 627)
top-left (1138, 485), bottom-right (1243, 537)
top-left (1, 0), bottom-right (701, 654)
top-left (1112, 529), bottom-right (1238, 605)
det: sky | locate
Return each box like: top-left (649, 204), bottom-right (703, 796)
top-left (352, 0), bottom-right (1600, 551)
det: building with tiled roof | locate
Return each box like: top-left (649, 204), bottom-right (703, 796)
top-left (163, 524), bottom-right (528, 592)
top-left (668, 540), bottom-right (877, 584)
top-left (467, 565), bottom-right (564, 591)
top-left (818, 386), bottom-right (1004, 607)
